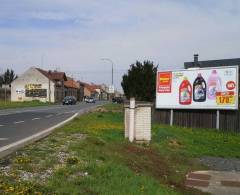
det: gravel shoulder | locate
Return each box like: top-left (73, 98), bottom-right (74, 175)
top-left (199, 156), bottom-right (240, 171)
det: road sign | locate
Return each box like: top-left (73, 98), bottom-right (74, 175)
top-left (109, 85), bottom-right (115, 94)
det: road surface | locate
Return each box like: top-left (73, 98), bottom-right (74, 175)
top-left (0, 101), bottom-right (106, 148)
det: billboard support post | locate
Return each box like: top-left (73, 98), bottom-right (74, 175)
top-left (216, 110), bottom-right (220, 130)
top-left (170, 109), bottom-right (174, 126)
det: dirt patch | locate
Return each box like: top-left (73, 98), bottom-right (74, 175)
top-left (120, 144), bottom-right (204, 194)
top-left (95, 107), bottom-right (122, 113)
top-left (168, 139), bottom-right (183, 148)
top-left (122, 144), bottom-right (170, 180)
top-left (95, 108), bottom-right (108, 113)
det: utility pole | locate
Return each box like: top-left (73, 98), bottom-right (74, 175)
top-left (101, 58), bottom-right (115, 100)
top-left (101, 58), bottom-right (114, 85)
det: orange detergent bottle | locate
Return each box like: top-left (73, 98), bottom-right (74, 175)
top-left (179, 77), bottom-right (192, 105)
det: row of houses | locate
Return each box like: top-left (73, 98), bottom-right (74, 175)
top-left (10, 67), bottom-right (115, 103)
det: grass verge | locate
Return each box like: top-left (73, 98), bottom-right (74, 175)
top-left (0, 104), bottom-right (239, 194)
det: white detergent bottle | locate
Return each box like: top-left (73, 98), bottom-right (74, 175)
top-left (207, 70), bottom-right (222, 100)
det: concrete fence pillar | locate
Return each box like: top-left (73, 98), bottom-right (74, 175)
top-left (124, 99), bottom-right (152, 143)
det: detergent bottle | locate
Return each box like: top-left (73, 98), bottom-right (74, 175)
top-left (207, 70), bottom-right (222, 100)
top-left (179, 77), bottom-right (192, 105)
top-left (193, 73), bottom-right (206, 102)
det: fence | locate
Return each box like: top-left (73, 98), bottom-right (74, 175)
top-left (153, 108), bottom-right (240, 133)
top-left (0, 88), bottom-right (11, 101)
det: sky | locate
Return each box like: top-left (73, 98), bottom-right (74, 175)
top-left (0, 0), bottom-right (240, 91)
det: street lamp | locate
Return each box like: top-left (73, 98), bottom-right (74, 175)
top-left (101, 58), bottom-right (114, 85)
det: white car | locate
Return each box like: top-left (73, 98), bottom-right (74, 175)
top-left (85, 97), bottom-right (96, 103)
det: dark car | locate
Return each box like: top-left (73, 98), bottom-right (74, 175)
top-left (62, 96), bottom-right (77, 105)
top-left (112, 97), bottom-right (124, 104)
top-left (85, 97), bottom-right (95, 103)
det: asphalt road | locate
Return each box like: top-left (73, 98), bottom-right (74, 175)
top-left (0, 101), bottom-right (106, 148)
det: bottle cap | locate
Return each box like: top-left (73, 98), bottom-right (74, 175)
top-left (212, 70), bottom-right (217, 74)
top-left (197, 73), bottom-right (202, 77)
top-left (183, 76), bottom-right (188, 80)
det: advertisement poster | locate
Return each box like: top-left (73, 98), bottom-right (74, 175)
top-left (157, 72), bottom-right (172, 93)
top-left (156, 66), bottom-right (238, 110)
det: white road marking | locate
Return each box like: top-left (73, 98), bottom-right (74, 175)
top-left (0, 102), bottom-right (102, 116)
top-left (45, 115), bottom-right (53, 118)
top-left (65, 112), bottom-right (71, 114)
top-left (0, 125), bottom-right (4, 127)
top-left (0, 138), bottom-right (8, 141)
top-left (32, 118), bottom-right (40, 121)
top-left (14, 121), bottom-right (25, 124)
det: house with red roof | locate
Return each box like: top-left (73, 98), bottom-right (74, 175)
top-left (11, 67), bottom-right (68, 103)
top-left (77, 81), bottom-right (109, 101)
top-left (64, 78), bottom-right (80, 100)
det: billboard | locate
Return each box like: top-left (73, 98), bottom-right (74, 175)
top-left (156, 66), bottom-right (239, 110)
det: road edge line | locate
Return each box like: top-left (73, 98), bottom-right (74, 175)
top-left (0, 113), bottom-right (79, 159)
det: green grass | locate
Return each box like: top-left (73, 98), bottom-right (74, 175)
top-left (0, 104), bottom-right (239, 194)
top-left (0, 100), bottom-right (53, 109)
top-left (152, 124), bottom-right (240, 158)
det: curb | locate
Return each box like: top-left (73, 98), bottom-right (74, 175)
top-left (0, 105), bottom-right (100, 159)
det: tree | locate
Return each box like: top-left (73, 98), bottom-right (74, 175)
top-left (121, 60), bottom-right (157, 102)
top-left (0, 69), bottom-right (18, 85)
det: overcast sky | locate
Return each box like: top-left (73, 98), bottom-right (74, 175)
top-left (0, 0), bottom-right (240, 91)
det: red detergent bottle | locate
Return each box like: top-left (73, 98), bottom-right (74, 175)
top-left (179, 77), bottom-right (192, 105)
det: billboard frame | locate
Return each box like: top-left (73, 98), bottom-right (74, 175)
top-left (156, 65), bottom-right (239, 110)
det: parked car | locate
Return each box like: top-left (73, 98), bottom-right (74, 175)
top-left (112, 97), bottom-right (124, 104)
top-left (62, 96), bottom-right (77, 105)
top-left (85, 97), bottom-right (95, 103)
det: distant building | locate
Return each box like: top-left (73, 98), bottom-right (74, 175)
top-left (78, 81), bottom-right (109, 101)
top-left (11, 67), bottom-right (67, 103)
top-left (64, 77), bottom-right (80, 100)
top-left (100, 84), bottom-right (109, 100)
top-left (78, 81), bottom-right (92, 100)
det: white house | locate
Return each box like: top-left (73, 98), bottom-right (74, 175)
top-left (11, 67), bottom-right (67, 103)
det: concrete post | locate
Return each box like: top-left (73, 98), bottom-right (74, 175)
top-left (129, 97), bottom-right (135, 142)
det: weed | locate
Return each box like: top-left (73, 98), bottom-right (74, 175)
top-left (14, 157), bottom-right (31, 164)
top-left (67, 157), bottom-right (79, 165)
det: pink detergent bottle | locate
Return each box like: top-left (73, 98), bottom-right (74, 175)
top-left (207, 70), bottom-right (222, 100)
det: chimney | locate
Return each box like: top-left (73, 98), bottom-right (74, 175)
top-left (194, 54), bottom-right (199, 67)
